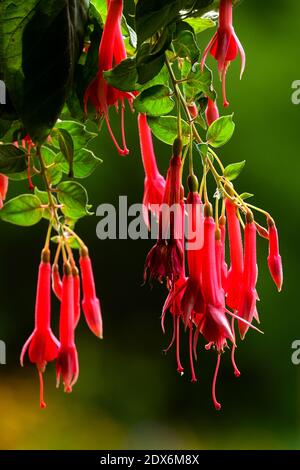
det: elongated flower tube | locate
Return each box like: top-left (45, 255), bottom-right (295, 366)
top-left (56, 262), bottom-right (79, 393)
top-left (267, 217), bottom-right (283, 292)
top-left (144, 139), bottom-right (183, 285)
top-left (216, 215), bottom-right (228, 290)
top-left (225, 199), bottom-right (244, 311)
top-left (20, 248), bottom-right (60, 408)
top-left (201, 0), bottom-right (246, 107)
top-left (72, 265), bottom-right (81, 328)
top-left (79, 246), bottom-right (103, 338)
top-left (205, 98), bottom-right (219, 126)
top-left (84, 0), bottom-right (134, 155)
top-left (237, 213), bottom-right (259, 339)
top-left (137, 114), bottom-right (166, 227)
top-left (52, 264), bottom-right (62, 301)
top-left (0, 174), bottom-right (8, 209)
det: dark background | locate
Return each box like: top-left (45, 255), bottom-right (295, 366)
top-left (0, 0), bottom-right (299, 449)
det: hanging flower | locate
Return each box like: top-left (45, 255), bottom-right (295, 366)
top-left (20, 248), bottom-right (60, 408)
top-left (137, 113), bottom-right (166, 227)
top-left (79, 246), bottom-right (103, 339)
top-left (205, 98), bottom-right (219, 126)
top-left (201, 0), bottom-right (246, 107)
top-left (267, 217), bottom-right (283, 292)
top-left (84, 0), bottom-right (134, 155)
top-left (56, 262), bottom-right (79, 393)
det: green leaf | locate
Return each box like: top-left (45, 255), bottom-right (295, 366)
top-left (57, 148), bottom-right (102, 178)
top-left (240, 192), bottom-right (254, 201)
top-left (34, 187), bottom-right (58, 221)
top-left (54, 120), bottom-right (97, 150)
top-left (206, 115), bottom-right (235, 148)
top-left (147, 116), bottom-right (190, 146)
top-left (104, 58), bottom-right (138, 92)
top-left (184, 63), bottom-right (214, 102)
top-left (0, 144), bottom-right (27, 174)
top-left (55, 128), bottom-right (74, 177)
top-left (42, 146), bottom-right (63, 186)
top-left (224, 161), bottom-right (246, 181)
top-left (184, 17), bottom-right (215, 34)
top-left (0, 0), bottom-right (89, 142)
top-left (173, 23), bottom-right (200, 63)
top-left (57, 181), bottom-right (91, 219)
top-left (0, 194), bottom-right (43, 226)
top-left (134, 85), bottom-right (174, 116)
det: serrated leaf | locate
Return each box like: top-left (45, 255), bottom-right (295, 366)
top-left (147, 116), bottom-right (190, 146)
top-left (134, 85), bottom-right (174, 116)
top-left (224, 161), bottom-right (246, 181)
top-left (0, 194), bottom-right (43, 226)
top-left (240, 192), bottom-right (254, 200)
top-left (57, 181), bottom-right (91, 219)
top-left (206, 115), bottom-right (235, 148)
top-left (0, 144), bottom-right (27, 174)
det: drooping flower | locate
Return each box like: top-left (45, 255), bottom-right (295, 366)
top-left (0, 174), bottom-right (9, 209)
top-left (20, 248), bottom-right (60, 408)
top-left (201, 0), bottom-right (246, 107)
top-left (56, 262), bottom-right (79, 393)
top-left (215, 215), bottom-right (228, 290)
top-left (137, 113), bottom-right (166, 227)
top-left (237, 212), bottom-right (259, 339)
top-left (144, 140), bottom-right (183, 285)
top-left (72, 265), bottom-right (81, 328)
top-left (84, 0), bottom-right (134, 155)
top-left (267, 217), bottom-right (283, 292)
top-left (205, 98), bottom-right (219, 126)
top-left (52, 263), bottom-right (62, 301)
top-left (79, 246), bottom-right (103, 339)
top-left (225, 199), bottom-right (244, 311)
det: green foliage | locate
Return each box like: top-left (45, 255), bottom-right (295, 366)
top-left (148, 116), bottom-right (190, 145)
top-left (0, 194), bottom-right (43, 226)
top-left (57, 181), bottom-right (92, 219)
top-left (0, 145), bottom-right (28, 174)
top-left (224, 161), bottom-right (246, 181)
top-left (133, 85), bottom-right (175, 116)
top-left (206, 115), bottom-right (235, 148)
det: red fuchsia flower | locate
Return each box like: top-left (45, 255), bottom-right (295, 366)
top-left (144, 140), bottom-right (184, 285)
top-left (205, 98), bottom-right (220, 126)
top-left (215, 215), bottom-right (228, 290)
top-left (52, 263), bottom-right (62, 300)
top-left (195, 205), bottom-right (234, 409)
top-left (84, 0), bottom-right (134, 155)
top-left (79, 246), bottom-right (103, 339)
top-left (137, 113), bottom-right (166, 227)
top-left (225, 198), bottom-right (244, 311)
top-left (56, 262), bottom-right (79, 393)
top-left (20, 248), bottom-right (60, 408)
top-left (0, 174), bottom-right (9, 209)
top-left (72, 265), bottom-right (81, 328)
top-left (237, 212), bottom-right (259, 339)
top-left (201, 0), bottom-right (246, 107)
top-left (187, 102), bottom-right (198, 119)
top-left (267, 217), bottom-right (283, 292)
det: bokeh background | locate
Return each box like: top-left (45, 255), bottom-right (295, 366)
top-left (0, 0), bottom-right (299, 450)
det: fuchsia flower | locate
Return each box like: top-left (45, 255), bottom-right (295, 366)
top-left (205, 98), bottom-right (220, 126)
top-left (79, 247), bottom-right (103, 338)
top-left (237, 212), bottom-right (259, 339)
top-left (72, 265), bottom-right (81, 328)
top-left (144, 141), bottom-right (184, 285)
top-left (20, 249), bottom-right (60, 408)
top-left (137, 113), bottom-right (166, 226)
top-left (267, 217), bottom-right (283, 292)
top-left (56, 262), bottom-right (79, 393)
top-left (201, 0), bottom-right (246, 107)
top-left (84, 0), bottom-right (134, 155)
top-left (0, 174), bottom-right (9, 209)
top-left (216, 215), bottom-right (228, 290)
top-left (225, 199), bottom-right (244, 311)
top-left (52, 264), bottom-right (62, 300)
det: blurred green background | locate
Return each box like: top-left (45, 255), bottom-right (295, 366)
top-left (0, 0), bottom-right (299, 450)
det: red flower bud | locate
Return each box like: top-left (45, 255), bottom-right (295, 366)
top-left (206, 98), bottom-right (219, 126)
top-left (0, 174), bottom-right (9, 209)
top-left (267, 218), bottom-right (283, 292)
top-left (79, 248), bottom-right (103, 339)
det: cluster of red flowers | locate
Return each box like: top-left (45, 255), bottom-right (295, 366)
top-left (141, 120), bottom-right (282, 409)
top-left (21, 244), bottom-right (102, 408)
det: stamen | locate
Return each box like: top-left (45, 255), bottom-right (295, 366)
top-left (176, 316), bottom-right (184, 375)
top-left (230, 318), bottom-right (241, 377)
top-left (38, 370), bottom-right (46, 409)
top-left (120, 100), bottom-right (129, 156)
top-left (189, 324), bottom-right (197, 383)
top-left (221, 65), bottom-right (230, 108)
top-left (212, 354), bottom-right (221, 410)
top-left (163, 314), bottom-right (176, 354)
